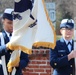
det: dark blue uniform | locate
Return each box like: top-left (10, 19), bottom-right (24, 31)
top-left (50, 38), bottom-right (75, 75)
top-left (0, 30), bottom-right (29, 75)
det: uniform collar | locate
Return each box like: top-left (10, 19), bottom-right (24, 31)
top-left (62, 38), bottom-right (72, 45)
top-left (4, 30), bottom-right (12, 37)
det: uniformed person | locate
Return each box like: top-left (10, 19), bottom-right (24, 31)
top-left (50, 19), bottom-right (76, 75)
top-left (0, 8), bottom-right (29, 75)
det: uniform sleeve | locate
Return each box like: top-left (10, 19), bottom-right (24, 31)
top-left (50, 47), bottom-right (69, 69)
top-left (17, 52), bottom-right (29, 69)
top-left (0, 39), bottom-right (7, 56)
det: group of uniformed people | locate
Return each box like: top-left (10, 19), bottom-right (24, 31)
top-left (0, 5), bottom-right (76, 75)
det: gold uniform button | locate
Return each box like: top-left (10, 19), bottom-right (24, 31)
top-left (70, 65), bottom-right (72, 67)
top-left (54, 63), bottom-right (57, 66)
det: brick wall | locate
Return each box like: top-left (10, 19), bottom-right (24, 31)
top-left (23, 49), bottom-right (53, 75)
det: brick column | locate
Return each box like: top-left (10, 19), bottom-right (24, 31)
top-left (23, 49), bottom-right (53, 75)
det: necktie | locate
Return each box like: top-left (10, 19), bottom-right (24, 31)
top-left (9, 33), bottom-right (12, 40)
top-left (9, 33), bottom-right (12, 37)
top-left (67, 42), bottom-right (72, 45)
top-left (67, 42), bottom-right (72, 52)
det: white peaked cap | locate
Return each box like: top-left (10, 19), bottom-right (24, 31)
top-left (61, 19), bottom-right (74, 24)
top-left (4, 8), bottom-right (14, 14)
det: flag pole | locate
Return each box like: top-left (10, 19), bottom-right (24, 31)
top-left (9, 72), bottom-right (11, 75)
top-left (74, 17), bottom-right (76, 75)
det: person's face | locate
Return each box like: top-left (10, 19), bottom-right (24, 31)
top-left (3, 18), bottom-right (13, 33)
top-left (60, 28), bottom-right (74, 40)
